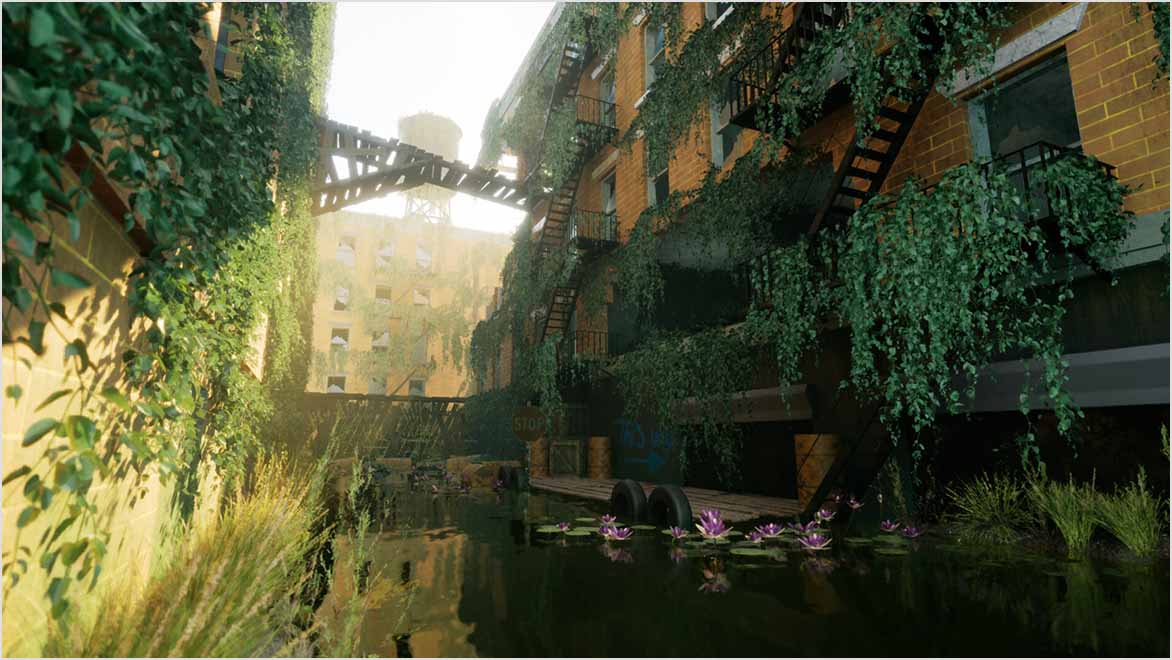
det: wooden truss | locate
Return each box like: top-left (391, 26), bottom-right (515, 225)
top-left (313, 119), bottom-right (529, 215)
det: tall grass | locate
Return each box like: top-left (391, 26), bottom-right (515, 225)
top-left (47, 453), bottom-right (331, 657)
top-left (314, 457), bottom-right (376, 657)
top-left (946, 472), bottom-right (1028, 544)
top-left (1028, 475), bottom-right (1098, 559)
top-left (1095, 468), bottom-right (1164, 559)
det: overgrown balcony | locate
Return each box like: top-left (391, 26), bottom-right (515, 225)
top-left (565, 94), bottom-right (618, 167)
top-left (726, 3), bottom-right (849, 131)
top-left (567, 208), bottom-right (618, 254)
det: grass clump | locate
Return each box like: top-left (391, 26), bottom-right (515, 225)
top-left (1028, 475), bottom-right (1098, 559)
top-left (1095, 468), bottom-right (1164, 559)
top-left (47, 454), bottom-right (329, 657)
top-left (946, 472), bottom-right (1028, 544)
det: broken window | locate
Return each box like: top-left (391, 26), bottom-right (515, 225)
top-left (330, 328), bottom-right (350, 350)
top-left (408, 378), bottom-right (426, 397)
top-left (334, 286), bottom-right (350, 311)
top-left (975, 53), bottom-right (1082, 158)
top-left (326, 376), bottom-right (346, 394)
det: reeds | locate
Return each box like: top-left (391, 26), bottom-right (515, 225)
top-left (1028, 474), bottom-right (1098, 559)
top-left (946, 472), bottom-right (1028, 544)
top-left (48, 453), bottom-right (329, 657)
top-left (1095, 468), bottom-right (1164, 559)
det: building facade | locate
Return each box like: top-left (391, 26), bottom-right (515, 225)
top-left (474, 2), bottom-right (1170, 498)
top-left (309, 210), bottom-right (512, 398)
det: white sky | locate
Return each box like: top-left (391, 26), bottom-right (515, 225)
top-left (324, 1), bottom-right (553, 235)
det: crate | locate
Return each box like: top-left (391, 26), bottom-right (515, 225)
top-left (550, 437), bottom-right (587, 477)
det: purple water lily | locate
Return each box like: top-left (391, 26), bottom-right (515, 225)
top-left (848, 496), bottom-right (864, 510)
top-left (815, 507), bottom-right (836, 523)
top-left (601, 514), bottom-right (617, 525)
top-left (699, 508), bottom-right (722, 526)
top-left (797, 533), bottom-right (833, 551)
top-left (754, 523), bottom-right (783, 538)
top-left (696, 515), bottom-right (733, 541)
top-left (746, 530), bottom-right (765, 544)
top-left (608, 526), bottom-right (634, 541)
top-left (880, 520), bottom-right (901, 533)
top-left (668, 526), bottom-right (688, 541)
top-left (599, 524), bottom-right (616, 538)
top-left (902, 525), bottom-right (925, 539)
top-left (556, 522), bottom-right (571, 532)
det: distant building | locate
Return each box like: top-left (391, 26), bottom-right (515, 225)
top-left (308, 210), bottom-right (511, 397)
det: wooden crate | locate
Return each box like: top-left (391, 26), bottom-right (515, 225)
top-left (550, 437), bottom-right (586, 476)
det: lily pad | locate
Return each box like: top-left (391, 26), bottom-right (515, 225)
top-left (726, 530), bottom-right (744, 537)
top-left (575, 517), bottom-right (597, 523)
top-left (661, 529), bottom-right (691, 537)
top-left (844, 537), bottom-right (873, 545)
top-left (564, 529), bottom-right (593, 537)
top-left (874, 547), bottom-right (910, 556)
top-left (535, 525), bottom-right (563, 533)
top-left (730, 547), bottom-right (773, 557)
top-left (875, 535), bottom-right (907, 544)
top-left (573, 527), bottom-right (597, 533)
top-left (631, 524), bottom-right (658, 530)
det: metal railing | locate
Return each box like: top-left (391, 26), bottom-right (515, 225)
top-left (574, 94), bottom-right (617, 129)
top-left (992, 141), bottom-right (1114, 224)
top-left (568, 209), bottom-right (619, 249)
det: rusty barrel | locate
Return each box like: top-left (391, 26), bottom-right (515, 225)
top-left (529, 437), bottom-right (550, 478)
top-left (794, 433), bottom-right (840, 509)
top-left (587, 436), bottom-right (612, 479)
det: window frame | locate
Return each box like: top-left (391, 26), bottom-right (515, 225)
top-left (968, 51), bottom-right (1082, 161)
top-left (644, 23), bottom-right (666, 91)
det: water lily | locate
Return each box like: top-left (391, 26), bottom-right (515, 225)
top-left (668, 526), bottom-right (688, 541)
top-left (902, 525), bottom-right (924, 539)
top-left (601, 514), bottom-right (617, 524)
top-left (754, 523), bottom-right (783, 538)
top-left (556, 522), bottom-right (571, 532)
top-left (816, 507), bottom-right (836, 523)
top-left (797, 533), bottom-right (833, 551)
top-left (699, 508), bottom-right (722, 527)
top-left (599, 524), bottom-right (616, 539)
top-left (848, 496), bottom-right (864, 510)
top-left (746, 530), bottom-right (765, 544)
top-left (880, 520), bottom-right (901, 533)
top-left (787, 520), bottom-right (821, 535)
top-left (696, 515), bottom-right (733, 541)
top-left (609, 526), bottom-right (634, 541)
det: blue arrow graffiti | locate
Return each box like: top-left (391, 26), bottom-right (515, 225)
top-left (627, 451), bottom-right (665, 473)
top-left (616, 418), bottom-right (673, 475)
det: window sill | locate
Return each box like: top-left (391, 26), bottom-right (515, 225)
top-left (632, 10), bottom-right (646, 26)
top-left (634, 89), bottom-right (651, 110)
top-left (711, 5), bottom-right (734, 30)
top-left (591, 50), bottom-right (614, 80)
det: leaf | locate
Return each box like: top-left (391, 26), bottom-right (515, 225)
top-left (17, 506), bottom-right (40, 528)
top-left (100, 387), bottom-right (130, 411)
top-left (5, 384), bottom-right (22, 401)
top-left (49, 516), bottom-right (76, 544)
top-left (60, 540), bottom-right (88, 566)
top-left (54, 89), bottom-right (73, 130)
top-left (51, 268), bottom-right (90, 289)
top-left (3, 466), bottom-right (32, 485)
top-left (35, 388), bottom-right (73, 412)
top-left (28, 8), bottom-right (56, 47)
top-left (7, 217), bottom-right (37, 257)
top-left (64, 339), bottom-right (90, 372)
top-left (26, 320), bottom-right (45, 355)
top-left (65, 415), bottom-right (97, 450)
top-left (22, 418), bottom-right (58, 446)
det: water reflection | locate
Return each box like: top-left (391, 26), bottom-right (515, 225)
top-left (329, 489), bottom-right (1169, 657)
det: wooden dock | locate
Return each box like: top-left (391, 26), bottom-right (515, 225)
top-left (530, 475), bottom-right (802, 523)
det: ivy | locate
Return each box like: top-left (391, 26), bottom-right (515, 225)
top-left (2, 2), bottom-right (333, 618)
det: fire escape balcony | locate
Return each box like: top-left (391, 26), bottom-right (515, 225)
top-left (567, 208), bottom-right (618, 254)
top-left (725, 2), bottom-right (849, 132)
top-left (568, 94), bottom-right (618, 166)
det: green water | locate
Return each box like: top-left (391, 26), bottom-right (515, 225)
top-left (340, 489), bottom-right (1169, 657)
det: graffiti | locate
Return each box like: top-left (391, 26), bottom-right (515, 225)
top-left (616, 418), bottom-right (674, 475)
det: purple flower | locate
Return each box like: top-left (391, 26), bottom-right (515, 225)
top-left (746, 530), bottom-right (765, 544)
top-left (699, 508), bottom-right (722, 526)
top-left (797, 533), bottom-right (832, 551)
top-left (696, 516), bottom-right (733, 540)
top-left (492, 479), bottom-right (504, 491)
top-left (754, 523), bottom-right (783, 538)
top-left (556, 522), bottom-right (571, 532)
top-left (880, 520), bottom-right (901, 533)
top-left (668, 526), bottom-right (688, 541)
top-left (901, 525), bottom-right (924, 539)
top-left (816, 507), bottom-right (836, 523)
top-left (608, 526), bottom-right (634, 541)
top-left (848, 496), bottom-right (864, 510)
top-left (601, 514), bottom-right (617, 524)
top-left (599, 524), bottom-right (616, 539)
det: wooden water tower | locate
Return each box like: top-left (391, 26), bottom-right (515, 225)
top-left (398, 112), bottom-right (462, 224)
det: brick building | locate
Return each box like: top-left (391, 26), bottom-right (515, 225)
top-left (475, 2), bottom-right (1169, 499)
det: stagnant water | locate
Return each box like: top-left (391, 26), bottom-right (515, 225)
top-left (328, 488), bottom-right (1169, 657)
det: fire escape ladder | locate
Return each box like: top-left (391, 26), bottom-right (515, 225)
top-left (808, 91), bottom-right (929, 236)
top-left (539, 267), bottom-right (584, 345)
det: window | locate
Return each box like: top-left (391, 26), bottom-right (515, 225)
top-left (413, 288), bottom-right (430, 307)
top-left (336, 236), bottom-right (357, 267)
top-left (416, 244), bottom-right (432, 270)
top-left (644, 23), bottom-right (666, 91)
top-left (326, 376), bottom-right (346, 394)
top-left (601, 173), bottom-right (617, 216)
top-left (710, 98), bottom-right (742, 167)
top-left (705, 2), bottom-right (735, 25)
top-left (408, 379), bottom-right (426, 398)
top-left (601, 68), bottom-right (617, 127)
top-left (412, 336), bottom-right (428, 365)
top-left (368, 376), bottom-right (387, 395)
top-left (972, 53), bottom-right (1081, 158)
top-left (330, 328), bottom-right (349, 350)
top-left (375, 240), bottom-right (394, 269)
top-left (371, 330), bottom-right (390, 352)
top-left (648, 148), bottom-right (669, 206)
top-left (333, 286), bottom-right (350, 311)
top-left (375, 285), bottom-right (392, 305)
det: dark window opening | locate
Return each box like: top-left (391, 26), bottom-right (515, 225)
top-left (982, 53), bottom-right (1081, 157)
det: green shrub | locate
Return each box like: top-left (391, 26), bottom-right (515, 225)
top-left (1029, 475), bottom-right (1099, 559)
top-left (1096, 468), bottom-right (1164, 559)
top-left (946, 473), bottom-right (1028, 544)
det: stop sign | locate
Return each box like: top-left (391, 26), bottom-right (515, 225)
top-left (512, 406), bottom-right (548, 443)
